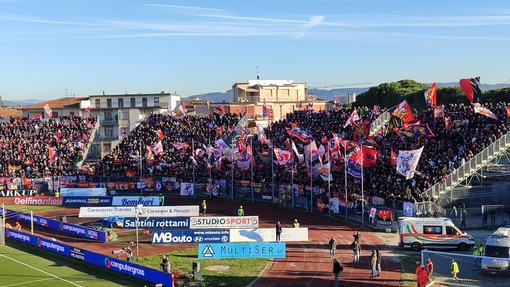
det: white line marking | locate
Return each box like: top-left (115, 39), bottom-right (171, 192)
top-left (0, 278), bottom-right (54, 287)
top-left (0, 253), bottom-right (83, 287)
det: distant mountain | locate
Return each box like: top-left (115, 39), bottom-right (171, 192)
top-left (2, 99), bottom-right (43, 107)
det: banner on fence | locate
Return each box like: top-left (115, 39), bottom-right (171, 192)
top-left (123, 217), bottom-right (190, 229)
top-left (62, 196), bottom-right (112, 206)
top-left (229, 227), bottom-right (308, 242)
top-left (79, 205), bottom-right (199, 218)
top-left (189, 216), bottom-right (259, 229)
top-left (59, 187), bottom-right (107, 197)
top-left (152, 230), bottom-right (230, 244)
top-left (198, 242), bottom-right (286, 259)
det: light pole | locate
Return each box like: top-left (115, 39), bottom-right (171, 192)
top-left (135, 204), bottom-right (143, 259)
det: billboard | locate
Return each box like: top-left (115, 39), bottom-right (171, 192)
top-left (198, 242), bottom-right (286, 259)
top-left (79, 205), bottom-right (199, 218)
top-left (59, 188), bottom-right (107, 197)
top-left (189, 216), bottom-right (259, 229)
top-left (112, 196), bottom-right (160, 206)
top-left (123, 217), bottom-right (190, 229)
top-left (14, 196), bottom-right (63, 206)
top-left (152, 230), bottom-right (230, 244)
top-left (62, 196), bottom-right (112, 206)
top-left (229, 227), bottom-right (309, 243)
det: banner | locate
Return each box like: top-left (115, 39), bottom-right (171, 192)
top-left (397, 146), bottom-right (424, 180)
top-left (198, 242), bottom-right (286, 259)
top-left (229, 227), bottom-right (308, 243)
top-left (112, 196), bottom-right (160, 206)
top-left (59, 187), bottom-right (107, 197)
top-left (123, 217), bottom-right (190, 229)
top-left (14, 196), bottom-right (63, 206)
top-left (190, 216), bottom-right (259, 229)
top-left (62, 196), bottom-right (112, 206)
top-left (0, 190), bottom-right (38, 197)
top-left (180, 182), bottom-right (195, 196)
top-left (79, 206), bottom-right (199, 218)
top-left (152, 230), bottom-right (230, 244)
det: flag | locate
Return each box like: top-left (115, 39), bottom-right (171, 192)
top-left (329, 136), bottom-right (342, 162)
top-left (460, 77), bottom-right (482, 103)
top-left (44, 104), bottom-right (53, 118)
top-left (353, 118), bottom-right (371, 142)
top-left (390, 149), bottom-right (397, 167)
top-left (215, 105), bottom-right (225, 116)
top-left (152, 140), bottom-right (164, 155)
top-left (172, 104), bottom-right (187, 119)
top-left (291, 141), bottom-right (304, 163)
top-left (388, 100), bottom-right (414, 123)
top-left (156, 129), bottom-right (164, 140)
top-left (257, 125), bottom-right (268, 145)
top-left (285, 123), bottom-right (314, 143)
top-left (400, 123), bottom-right (435, 138)
top-left (343, 109), bottom-right (360, 128)
top-left (126, 169), bottom-right (136, 177)
top-left (263, 99), bottom-right (268, 120)
top-left (397, 147), bottom-right (424, 180)
top-left (424, 82), bottom-right (437, 107)
top-left (433, 105), bottom-right (444, 118)
top-left (445, 116), bottom-right (451, 130)
top-left (48, 147), bottom-right (59, 164)
top-left (507, 107), bottom-right (510, 117)
top-left (29, 114), bottom-right (42, 125)
top-left (273, 148), bottom-right (292, 166)
top-left (75, 141), bottom-right (87, 151)
top-left (334, 96), bottom-right (341, 105)
top-left (85, 107), bottom-right (91, 113)
top-left (304, 141), bottom-right (322, 167)
top-left (473, 103), bottom-right (497, 120)
top-left (236, 145), bottom-right (253, 170)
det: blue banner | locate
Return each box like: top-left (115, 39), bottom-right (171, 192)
top-left (3, 208), bottom-right (107, 242)
top-left (62, 196), bottom-right (113, 206)
top-left (152, 230), bottom-right (230, 244)
top-left (198, 242), bottom-right (286, 259)
top-left (123, 217), bottom-right (190, 229)
top-left (5, 229), bottom-right (172, 286)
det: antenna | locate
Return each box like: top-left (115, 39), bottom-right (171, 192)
top-left (256, 66), bottom-right (259, 80)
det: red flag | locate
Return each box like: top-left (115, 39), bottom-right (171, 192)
top-left (44, 104), bottom-right (53, 118)
top-left (460, 77), bottom-right (482, 103)
top-left (506, 107), bottom-right (510, 117)
top-left (156, 129), bottom-right (164, 140)
top-left (424, 83), bottom-right (437, 107)
top-left (215, 105), bottom-right (225, 116)
top-left (473, 103), bottom-right (497, 120)
top-left (388, 100), bottom-right (414, 123)
top-left (390, 149), bottom-right (397, 167)
top-left (85, 107), bottom-right (91, 113)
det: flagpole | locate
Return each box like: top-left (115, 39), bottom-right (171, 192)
top-left (310, 143), bottom-right (313, 213)
top-left (361, 144), bottom-right (365, 227)
top-left (250, 137), bottom-right (254, 203)
top-left (344, 146), bottom-right (348, 221)
top-left (192, 138), bottom-right (195, 198)
top-left (327, 142), bottom-right (331, 217)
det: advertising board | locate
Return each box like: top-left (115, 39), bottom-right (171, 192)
top-left (112, 196), bottom-right (160, 206)
top-left (62, 196), bottom-right (112, 206)
top-left (59, 187), bottom-right (107, 196)
top-left (123, 217), bottom-right (190, 229)
top-left (198, 242), bottom-right (286, 259)
top-left (229, 227), bottom-right (309, 242)
top-left (152, 230), bottom-right (230, 244)
top-left (189, 216), bottom-right (259, 229)
top-left (14, 196), bottom-right (63, 206)
top-left (79, 206), bottom-right (199, 218)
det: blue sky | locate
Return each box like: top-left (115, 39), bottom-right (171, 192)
top-left (1, 0), bottom-right (510, 101)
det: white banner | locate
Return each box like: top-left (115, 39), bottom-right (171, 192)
top-left (190, 216), bottom-right (259, 229)
top-left (60, 188), bottom-right (107, 197)
top-left (229, 227), bottom-right (308, 242)
top-left (112, 196), bottom-right (160, 206)
top-left (79, 205), bottom-right (199, 218)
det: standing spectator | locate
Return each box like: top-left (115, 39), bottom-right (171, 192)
top-left (275, 221), bottom-right (282, 242)
top-left (451, 259), bottom-right (460, 280)
top-left (461, 209), bottom-right (467, 228)
top-left (376, 249), bottom-right (382, 277)
top-left (369, 250), bottom-right (377, 278)
top-left (332, 258), bottom-right (343, 287)
top-left (329, 236), bottom-right (337, 258)
top-left (201, 199), bottom-right (207, 215)
top-left (417, 265), bottom-right (429, 287)
top-left (293, 218), bottom-right (300, 228)
top-left (238, 205), bottom-right (244, 216)
top-left (351, 239), bottom-right (361, 264)
top-left (426, 258), bottom-right (434, 282)
top-left (160, 255), bottom-right (171, 273)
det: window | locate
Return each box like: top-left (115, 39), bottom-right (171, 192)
top-left (154, 97), bottom-right (160, 107)
top-left (142, 98), bottom-right (147, 107)
top-left (95, 99), bottom-right (100, 109)
top-left (103, 143), bottom-right (112, 153)
top-left (131, 98), bottom-right (136, 107)
top-left (104, 111), bottom-right (113, 121)
top-left (107, 98), bottom-right (112, 108)
top-left (118, 98), bottom-right (124, 108)
top-left (424, 225), bottom-right (442, 234)
top-left (104, 127), bottom-right (114, 138)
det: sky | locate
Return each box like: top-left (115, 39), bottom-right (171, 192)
top-left (1, 0), bottom-right (510, 101)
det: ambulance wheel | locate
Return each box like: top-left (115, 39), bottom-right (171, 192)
top-left (457, 243), bottom-right (468, 251)
top-left (411, 242), bottom-right (422, 251)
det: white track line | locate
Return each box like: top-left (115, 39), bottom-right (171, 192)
top-left (0, 278), bottom-right (54, 287)
top-left (0, 253), bottom-right (83, 287)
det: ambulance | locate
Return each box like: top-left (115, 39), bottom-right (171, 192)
top-left (481, 226), bottom-right (510, 275)
top-left (398, 217), bottom-right (475, 251)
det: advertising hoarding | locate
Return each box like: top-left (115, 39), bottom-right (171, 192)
top-left (152, 230), bottom-right (230, 244)
top-left (198, 242), bottom-right (286, 259)
top-left (189, 216), bottom-right (259, 229)
top-left (229, 227), bottom-right (309, 242)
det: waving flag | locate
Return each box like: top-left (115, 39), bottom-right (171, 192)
top-left (152, 140), bottom-right (164, 156)
top-left (433, 105), bottom-right (444, 118)
top-left (343, 110), bottom-right (360, 128)
top-left (304, 141), bottom-right (322, 167)
top-left (460, 77), bottom-right (482, 103)
top-left (29, 114), bottom-right (42, 125)
top-left (75, 141), bottom-right (87, 151)
top-left (215, 105), bottom-right (225, 116)
top-left (273, 148), bottom-right (292, 166)
top-left (48, 147), bottom-right (59, 164)
top-left (424, 82), bottom-right (437, 107)
top-left (388, 100), bottom-right (414, 123)
top-left (473, 103), bottom-right (497, 120)
top-left (329, 136), bottom-right (342, 162)
top-left (156, 129), bottom-right (164, 140)
top-left (44, 104), bottom-right (53, 118)
top-left (237, 145), bottom-right (253, 170)
top-left (257, 125), bottom-right (269, 145)
top-left (291, 141), bottom-right (304, 163)
top-left (285, 123), bottom-right (314, 143)
top-left (397, 147), bottom-right (424, 179)
top-left (400, 123), bottom-right (435, 138)
top-left (172, 104), bottom-right (187, 119)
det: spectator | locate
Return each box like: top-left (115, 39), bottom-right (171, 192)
top-left (376, 249), bottom-right (382, 277)
top-left (332, 258), bottom-right (343, 287)
top-left (369, 250), bottom-right (377, 278)
top-left (275, 221), bottom-right (282, 242)
top-left (125, 246), bottom-right (133, 262)
top-left (351, 239), bottom-right (361, 264)
top-left (293, 218), bottom-right (300, 228)
top-left (329, 236), bottom-right (337, 258)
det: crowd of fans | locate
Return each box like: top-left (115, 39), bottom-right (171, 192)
top-left (0, 115), bottom-right (97, 178)
top-left (1, 102), bottom-right (510, 205)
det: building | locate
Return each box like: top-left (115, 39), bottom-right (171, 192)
top-left (22, 97), bottom-right (85, 119)
top-left (211, 80), bottom-right (327, 126)
top-left (88, 91), bottom-right (180, 159)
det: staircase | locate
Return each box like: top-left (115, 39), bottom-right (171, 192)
top-left (422, 132), bottom-right (510, 207)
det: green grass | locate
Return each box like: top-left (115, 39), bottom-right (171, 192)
top-left (5, 205), bottom-right (61, 213)
top-left (398, 252), bottom-right (421, 287)
top-left (137, 247), bottom-right (270, 286)
top-left (0, 241), bottom-right (150, 287)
